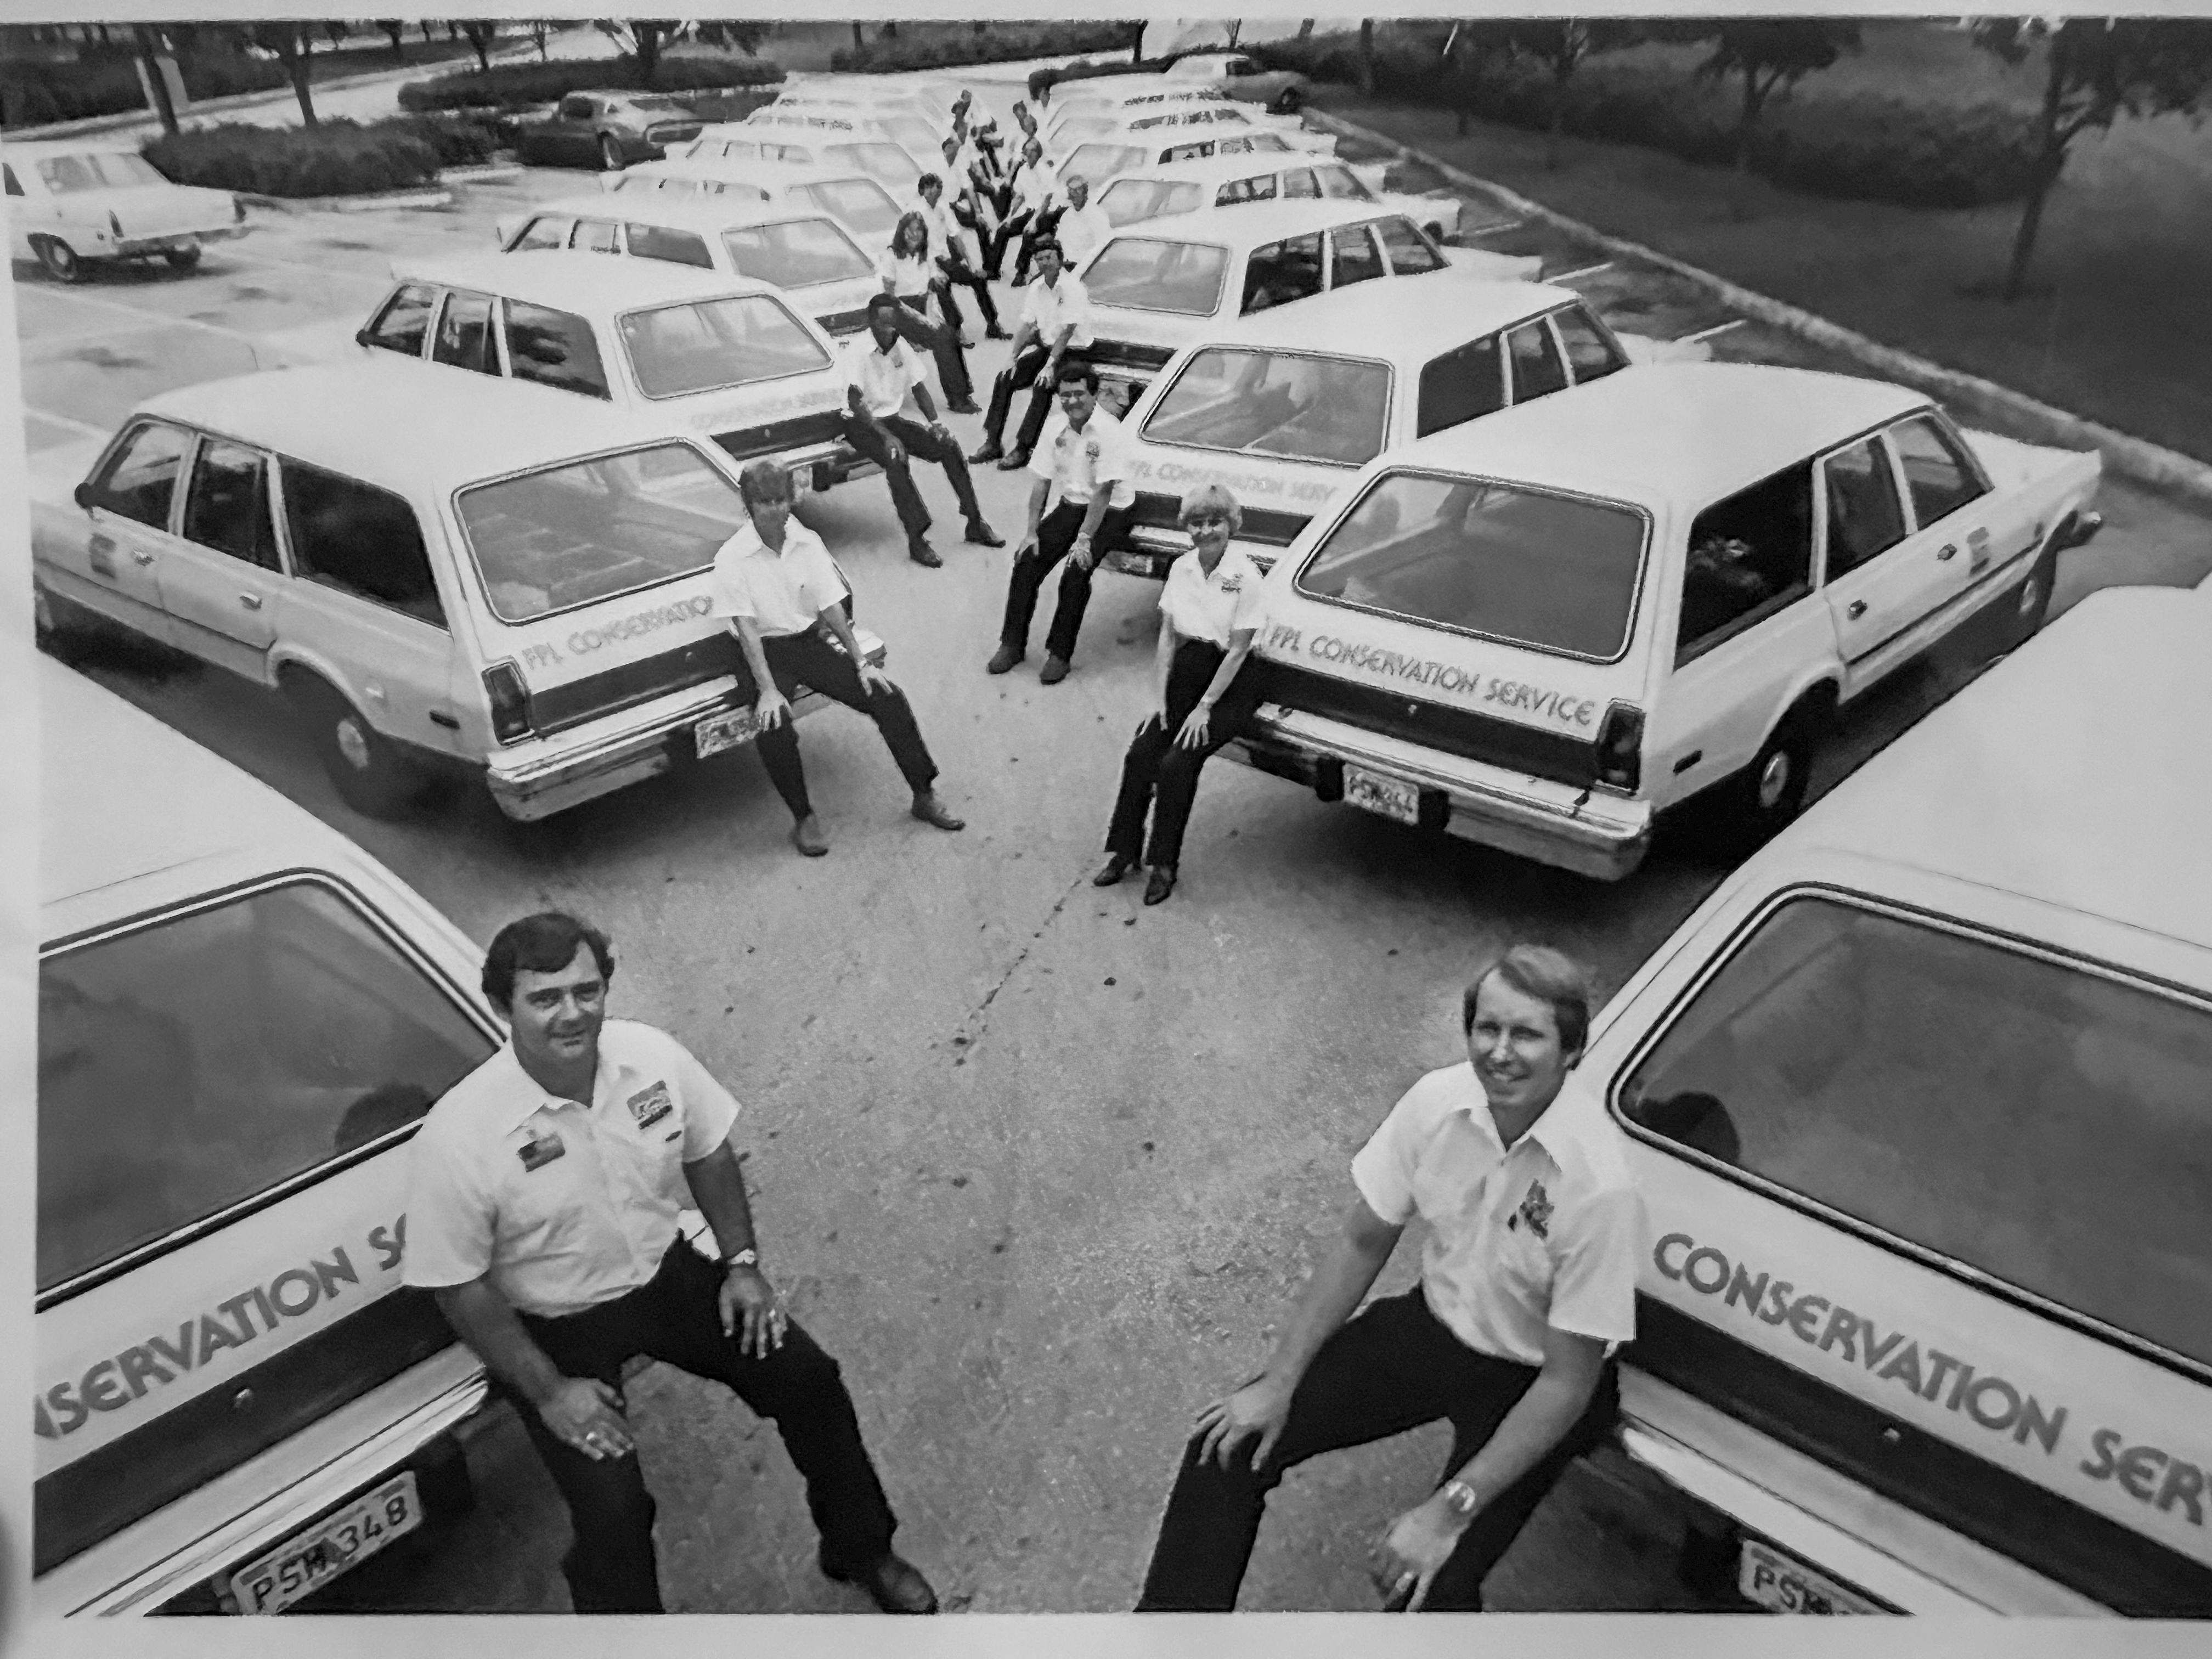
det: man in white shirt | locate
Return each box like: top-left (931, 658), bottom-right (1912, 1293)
top-left (968, 239), bottom-right (1091, 470)
top-left (917, 172), bottom-right (1008, 344)
top-left (1053, 174), bottom-right (1112, 269)
top-left (404, 911), bottom-right (938, 1614)
top-left (841, 294), bottom-right (999, 568)
top-left (712, 458), bottom-right (967, 856)
top-left (986, 360), bottom-right (1135, 684)
top-left (1135, 946), bottom-right (1643, 1612)
top-left (985, 136), bottom-right (1057, 280)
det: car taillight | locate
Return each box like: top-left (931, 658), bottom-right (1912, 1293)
top-left (1594, 702), bottom-right (1644, 794)
top-left (108, 210), bottom-right (124, 237)
top-left (484, 663), bottom-right (533, 743)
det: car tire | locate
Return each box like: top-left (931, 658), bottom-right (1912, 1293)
top-left (1720, 701), bottom-right (1825, 856)
top-left (1991, 536), bottom-right (2061, 656)
top-left (599, 133), bottom-right (625, 172)
top-left (289, 675), bottom-right (423, 819)
top-left (1273, 86), bottom-right (1305, 115)
top-left (33, 236), bottom-right (86, 284)
top-left (163, 242), bottom-right (203, 270)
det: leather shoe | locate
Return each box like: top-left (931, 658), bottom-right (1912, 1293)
top-left (791, 815), bottom-right (830, 857)
top-left (986, 325), bottom-right (1013, 340)
top-left (1092, 852), bottom-right (1133, 887)
top-left (967, 441), bottom-right (1004, 465)
top-left (996, 449), bottom-right (1030, 471)
top-left (909, 542), bottom-right (944, 568)
top-left (965, 520), bottom-right (1006, 548)
top-left (986, 644), bottom-right (1024, 675)
top-left (821, 1550), bottom-right (938, 1615)
top-left (1143, 865), bottom-right (1177, 905)
top-left (946, 396), bottom-right (982, 415)
top-left (1038, 654), bottom-right (1070, 685)
top-left (911, 792), bottom-right (966, 831)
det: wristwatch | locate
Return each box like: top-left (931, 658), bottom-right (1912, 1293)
top-left (1440, 1479), bottom-right (1481, 1520)
top-left (719, 1248), bottom-right (760, 1271)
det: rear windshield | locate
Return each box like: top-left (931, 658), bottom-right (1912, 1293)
top-left (38, 880), bottom-right (493, 1292)
top-left (620, 294), bottom-right (830, 398)
top-left (1297, 471), bottom-right (1647, 660)
top-left (36, 151), bottom-right (166, 193)
top-left (825, 142), bottom-right (919, 185)
top-left (457, 442), bottom-right (749, 623)
top-left (881, 115), bottom-right (940, 155)
top-left (1618, 895), bottom-right (2212, 1369)
top-left (1144, 348), bottom-right (1389, 467)
top-left (1066, 143), bottom-right (1150, 184)
top-left (805, 177), bottom-right (898, 238)
top-left (1085, 236), bottom-right (1228, 316)
top-left (722, 217), bottom-right (871, 289)
top-left (1101, 179), bottom-right (1203, 225)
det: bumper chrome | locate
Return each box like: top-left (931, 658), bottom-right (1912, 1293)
top-left (1230, 703), bottom-right (1652, 881)
top-left (114, 224), bottom-right (246, 257)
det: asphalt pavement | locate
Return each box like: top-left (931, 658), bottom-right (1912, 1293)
top-left (15, 69), bottom-right (2212, 1618)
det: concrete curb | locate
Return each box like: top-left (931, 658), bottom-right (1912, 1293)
top-left (1307, 109), bottom-right (2212, 510)
top-left (242, 187), bottom-right (451, 213)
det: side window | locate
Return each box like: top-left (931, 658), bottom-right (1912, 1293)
top-left (180, 439), bottom-right (280, 570)
top-left (1215, 174), bottom-right (1276, 206)
top-left (509, 215), bottom-right (571, 252)
top-left (1553, 304), bottom-right (1628, 385)
top-left (431, 291), bottom-right (497, 375)
top-left (362, 282), bottom-right (437, 356)
top-left (1165, 142), bottom-right (1211, 162)
top-left (1239, 232), bottom-right (1324, 314)
top-left (1374, 217), bottom-right (1447, 275)
top-left (1281, 167), bottom-right (1320, 199)
top-left (1316, 165), bottom-right (1372, 201)
top-left (88, 421), bottom-right (191, 530)
top-left (1677, 462), bottom-right (1816, 662)
top-left (628, 225), bottom-right (715, 268)
top-left (1889, 413), bottom-right (1989, 528)
top-left (574, 218), bottom-right (620, 253)
top-left (505, 302), bottom-right (611, 399)
top-left (1416, 335), bottom-right (1505, 437)
top-left (560, 95), bottom-right (595, 121)
top-left (1328, 223), bottom-right (1384, 289)
top-left (1504, 319), bottom-right (1568, 403)
top-left (4, 164), bottom-right (22, 196)
top-left (1822, 437), bottom-right (1909, 578)
top-left (282, 462), bottom-right (445, 628)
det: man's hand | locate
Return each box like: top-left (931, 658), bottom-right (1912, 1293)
top-left (536, 1376), bottom-right (635, 1462)
top-left (754, 689), bottom-right (792, 730)
top-left (718, 1263), bottom-right (788, 1359)
top-left (1192, 1370), bottom-right (1295, 1471)
top-left (928, 419), bottom-right (951, 442)
top-left (884, 436), bottom-right (907, 468)
top-left (1043, 351), bottom-right (1063, 383)
top-left (1015, 534), bottom-right (1040, 563)
top-left (1372, 1492), bottom-right (1469, 1612)
top-left (1175, 703), bottom-right (1213, 750)
top-left (1070, 532), bottom-right (1096, 572)
top-left (857, 662), bottom-right (895, 697)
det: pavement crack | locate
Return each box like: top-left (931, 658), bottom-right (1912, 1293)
top-left (952, 867), bottom-right (1089, 1060)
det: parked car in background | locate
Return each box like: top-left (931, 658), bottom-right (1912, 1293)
top-left (4, 140), bottom-right (246, 283)
top-left (32, 657), bottom-right (498, 1618)
top-left (495, 194), bottom-right (883, 339)
top-left (753, 91), bottom-right (946, 162)
top-left (610, 159), bottom-right (904, 244)
top-left (29, 365), bottom-right (886, 822)
top-left (1165, 49), bottom-right (1314, 114)
top-left (1593, 583), bottom-right (2211, 1615)
top-left (1227, 362), bottom-right (2101, 879)
top-left (1093, 149), bottom-right (1470, 242)
top-left (1111, 279), bottom-right (1692, 578)
top-left (515, 91), bottom-right (703, 172)
top-left (1059, 127), bottom-right (1305, 190)
top-left (735, 110), bottom-right (929, 190)
top-left (1048, 102), bottom-right (1333, 166)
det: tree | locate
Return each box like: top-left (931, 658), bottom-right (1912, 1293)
top-left (1130, 21), bottom-right (1147, 66)
top-left (238, 23), bottom-right (318, 127)
top-left (594, 20), bottom-right (678, 86)
top-left (850, 22), bottom-right (865, 53)
top-left (1974, 18), bottom-right (2212, 301)
top-left (1504, 21), bottom-right (1639, 168)
top-left (1443, 20), bottom-right (1518, 137)
top-left (879, 21), bottom-right (898, 41)
top-left (697, 21), bottom-right (769, 56)
top-left (132, 22), bottom-right (178, 134)
top-left (1358, 19), bottom-right (1375, 93)
top-left (375, 20), bottom-right (407, 64)
top-left (1695, 20), bottom-right (1859, 209)
top-left (459, 20), bottom-right (499, 74)
top-left (529, 21), bottom-right (549, 62)
top-left (1297, 20), bottom-right (1316, 42)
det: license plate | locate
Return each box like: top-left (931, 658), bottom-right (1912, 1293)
top-left (228, 1471), bottom-right (421, 1615)
top-left (1344, 764), bottom-right (1420, 826)
top-left (1736, 1538), bottom-right (1880, 1615)
top-left (694, 707), bottom-right (758, 759)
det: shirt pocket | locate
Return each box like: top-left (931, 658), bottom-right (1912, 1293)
top-left (605, 1106), bottom-right (689, 1206)
top-left (495, 1131), bottom-right (593, 1261)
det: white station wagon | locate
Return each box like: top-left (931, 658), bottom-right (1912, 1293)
top-left (1111, 279), bottom-right (1694, 580)
top-left (1078, 198), bottom-right (1541, 411)
top-left (1060, 127), bottom-right (1304, 188)
top-left (1096, 149), bottom-right (1469, 242)
top-left (732, 111), bottom-right (929, 189)
top-left (30, 365), bottom-right (884, 822)
top-left (1592, 584), bottom-right (2212, 1615)
top-left (497, 194), bottom-right (882, 338)
top-left (608, 159), bottom-right (905, 242)
top-left (1228, 363), bottom-right (2102, 879)
top-left (5, 139), bottom-right (247, 283)
top-left (352, 252), bottom-right (871, 491)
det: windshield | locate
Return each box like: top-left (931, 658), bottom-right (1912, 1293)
top-left (1297, 471), bottom-right (1647, 659)
top-left (825, 142), bottom-right (919, 185)
top-left (1084, 236), bottom-right (1228, 315)
top-left (458, 442), bottom-right (748, 623)
top-left (807, 177), bottom-right (898, 237)
top-left (882, 115), bottom-right (940, 155)
top-left (1065, 144), bottom-right (1150, 185)
top-left (621, 294), bottom-right (830, 398)
top-left (721, 217), bottom-right (871, 288)
top-left (1100, 179), bottom-right (1203, 225)
top-left (1144, 348), bottom-right (1390, 467)
top-left (1620, 895), bottom-right (2212, 1368)
top-left (37, 151), bottom-right (167, 193)
top-left (1053, 116), bottom-right (1119, 146)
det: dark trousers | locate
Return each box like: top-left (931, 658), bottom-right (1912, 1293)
top-left (932, 256), bottom-right (1001, 335)
top-left (984, 207), bottom-right (1031, 278)
top-left (1107, 637), bottom-right (1262, 870)
top-left (1012, 205), bottom-right (1066, 283)
top-left (840, 410), bottom-right (984, 551)
top-left (507, 1240), bottom-right (897, 1614)
top-left (1136, 1288), bottom-right (1618, 1612)
top-left (889, 293), bottom-right (972, 406)
top-left (984, 342), bottom-right (1085, 456)
top-left (1001, 496), bottom-right (1132, 663)
top-left (736, 628), bottom-right (938, 820)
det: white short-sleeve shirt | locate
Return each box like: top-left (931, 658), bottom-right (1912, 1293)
top-left (1022, 270), bottom-right (1092, 350)
top-left (1160, 546), bottom-right (1267, 647)
top-left (843, 334), bottom-right (925, 421)
top-left (1350, 1063), bottom-right (1643, 1365)
top-left (875, 246), bottom-right (933, 298)
top-left (709, 518), bottom-right (849, 639)
top-left (1054, 201), bottom-right (1114, 269)
top-left (402, 1021), bottom-right (742, 1318)
top-left (1029, 404), bottom-right (1135, 511)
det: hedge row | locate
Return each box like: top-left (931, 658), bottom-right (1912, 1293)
top-left (3, 51), bottom-right (288, 127)
top-left (143, 114), bottom-right (506, 197)
top-left (397, 54), bottom-right (781, 114)
top-left (1250, 32), bottom-right (2044, 210)
top-left (830, 22), bottom-right (1135, 75)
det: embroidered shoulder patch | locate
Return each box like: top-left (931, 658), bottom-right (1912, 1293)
top-left (1516, 1180), bottom-right (1553, 1240)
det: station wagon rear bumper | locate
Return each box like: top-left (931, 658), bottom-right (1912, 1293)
top-left (111, 223), bottom-right (246, 258)
top-left (1232, 703), bottom-right (1653, 881)
top-left (485, 630), bottom-right (886, 821)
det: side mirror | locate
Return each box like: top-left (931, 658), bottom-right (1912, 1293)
top-left (354, 328), bottom-right (375, 349)
top-left (73, 481), bottom-right (94, 511)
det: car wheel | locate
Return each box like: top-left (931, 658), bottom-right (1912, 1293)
top-left (162, 241), bottom-right (203, 270)
top-left (1992, 538), bottom-right (2060, 656)
top-left (290, 676), bottom-right (422, 819)
top-left (599, 133), bottom-right (625, 172)
top-left (1720, 704), bottom-right (1822, 856)
top-left (33, 236), bottom-right (86, 284)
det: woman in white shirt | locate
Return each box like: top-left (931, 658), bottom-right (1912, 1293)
top-left (1095, 483), bottom-right (1268, 906)
top-left (877, 210), bottom-right (979, 413)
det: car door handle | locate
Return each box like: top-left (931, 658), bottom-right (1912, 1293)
top-left (132, 549), bottom-right (157, 566)
top-left (239, 592), bottom-right (263, 610)
top-left (1846, 600), bottom-right (1867, 620)
top-left (1937, 544), bottom-right (1958, 561)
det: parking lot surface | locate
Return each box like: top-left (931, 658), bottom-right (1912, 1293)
top-left (18, 67), bottom-right (2212, 1616)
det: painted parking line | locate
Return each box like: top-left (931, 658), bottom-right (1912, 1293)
top-left (1681, 319), bottom-right (1750, 344)
top-left (1461, 218), bottom-right (1525, 238)
top-left (25, 405), bottom-right (113, 440)
top-left (1551, 261), bottom-right (1615, 285)
top-left (16, 319), bottom-right (182, 351)
top-left (13, 281), bottom-right (273, 348)
top-left (225, 248), bottom-right (400, 285)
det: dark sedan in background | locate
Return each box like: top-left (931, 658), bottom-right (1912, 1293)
top-left (516, 91), bottom-right (704, 172)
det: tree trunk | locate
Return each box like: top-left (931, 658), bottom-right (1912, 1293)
top-left (134, 25), bottom-right (179, 134)
top-left (1298, 20), bottom-right (1316, 41)
top-left (635, 25), bottom-right (662, 86)
top-left (381, 25), bottom-right (405, 65)
top-left (1358, 19), bottom-right (1376, 92)
top-left (1131, 22), bottom-right (1146, 65)
top-left (2004, 47), bottom-right (2074, 302)
top-left (850, 22), bottom-right (865, 52)
top-left (1547, 68), bottom-right (1568, 169)
top-left (473, 36), bottom-right (492, 75)
top-left (289, 45), bottom-right (317, 128)
top-left (421, 22), bottom-right (435, 46)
